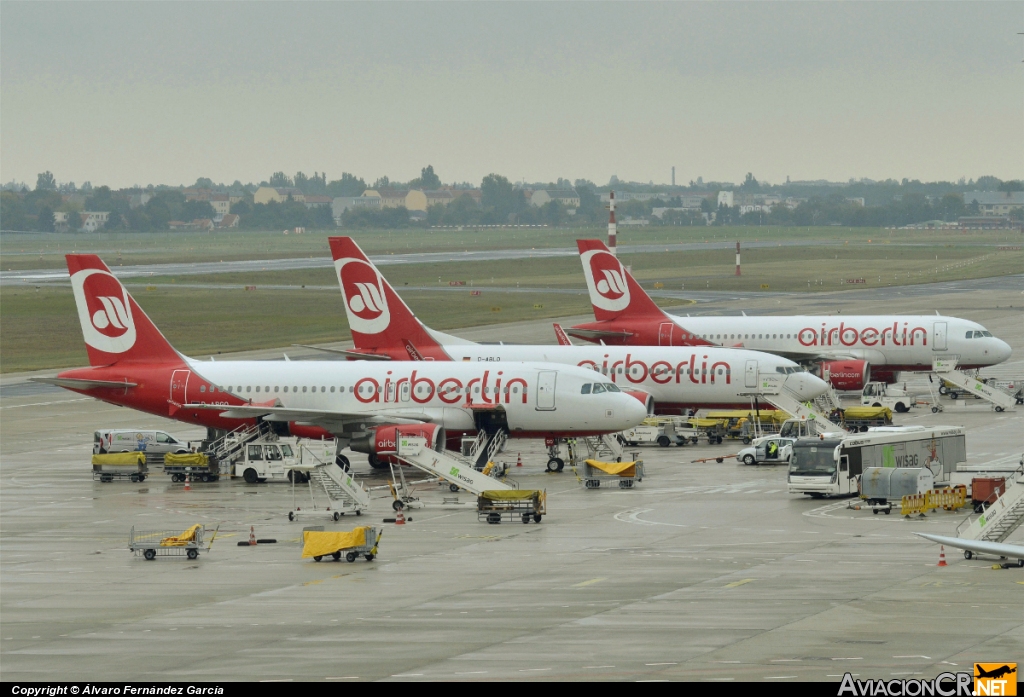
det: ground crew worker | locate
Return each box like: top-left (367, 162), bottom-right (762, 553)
top-left (766, 440), bottom-right (779, 459)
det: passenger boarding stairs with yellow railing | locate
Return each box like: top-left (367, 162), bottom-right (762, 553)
top-left (740, 373), bottom-right (836, 434)
top-left (464, 428), bottom-right (509, 470)
top-left (956, 464), bottom-right (1024, 543)
top-left (934, 358), bottom-right (1018, 412)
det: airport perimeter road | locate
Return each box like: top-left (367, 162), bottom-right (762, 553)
top-left (1, 386), bottom-right (1022, 682)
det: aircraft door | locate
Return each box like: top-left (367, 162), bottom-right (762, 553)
top-left (744, 360), bottom-right (758, 389)
top-left (932, 322), bottom-right (947, 351)
top-left (170, 370), bottom-right (190, 405)
top-left (659, 323), bottom-right (674, 346)
top-left (536, 370), bottom-right (557, 411)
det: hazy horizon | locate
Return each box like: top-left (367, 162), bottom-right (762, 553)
top-left (2, 1), bottom-right (1021, 189)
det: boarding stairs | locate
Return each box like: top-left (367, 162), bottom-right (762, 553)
top-left (205, 422), bottom-right (273, 464)
top-left (957, 465), bottom-right (1024, 543)
top-left (466, 428), bottom-right (509, 470)
top-left (582, 434), bottom-right (625, 462)
top-left (307, 461), bottom-right (372, 513)
top-left (814, 382), bottom-right (844, 415)
top-left (395, 436), bottom-right (514, 496)
top-left (741, 374), bottom-right (836, 434)
top-left (933, 358), bottom-right (1018, 412)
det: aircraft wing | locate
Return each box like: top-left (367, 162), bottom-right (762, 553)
top-left (726, 346), bottom-right (861, 362)
top-left (184, 403), bottom-right (434, 428)
top-left (915, 533), bottom-right (1024, 560)
top-left (565, 328), bottom-right (635, 341)
top-left (292, 345), bottom-right (392, 360)
top-left (31, 377), bottom-right (138, 390)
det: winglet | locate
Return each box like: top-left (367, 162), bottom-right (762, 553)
top-left (552, 324), bottom-right (573, 346)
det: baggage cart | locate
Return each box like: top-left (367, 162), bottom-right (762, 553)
top-left (476, 490), bottom-right (547, 524)
top-left (302, 526), bottom-right (381, 562)
top-left (829, 406), bottom-right (893, 432)
top-left (129, 525), bottom-right (204, 560)
top-left (687, 418), bottom-right (726, 445)
top-left (92, 452), bottom-right (148, 483)
top-left (163, 452), bottom-right (221, 483)
top-left (582, 459), bottom-right (644, 490)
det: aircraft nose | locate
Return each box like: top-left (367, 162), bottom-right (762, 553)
top-left (993, 339), bottom-right (1012, 363)
top-left (619, 395), bottom-right (649, 427)
top-left (788, 372), bottom-right (828, 400)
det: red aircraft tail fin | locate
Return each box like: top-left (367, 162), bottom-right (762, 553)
top-left (576, 239), bottom-right (670, 321)
top-left (328, 237), bottom-right (450, 359)
top-left (67, 254), bottom-right (183, 367)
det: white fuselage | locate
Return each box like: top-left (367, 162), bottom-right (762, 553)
top-left (433, 341), bottom-right (828, 409)
top-left (665, 315), bottom-right (1011, 370)
top-left (181, 359), bottom-right (647, 436)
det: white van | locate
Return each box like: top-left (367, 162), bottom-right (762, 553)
top-left (93, 430), bottom-right (190, 456)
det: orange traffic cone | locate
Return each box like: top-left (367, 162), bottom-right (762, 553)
top-left (516, 453), bottom-right (523, 468)
top-left (183, 474), bottom-right (191, 491)
top-left (249, 525), bottom-right (257, 546)
top-left (395, 509), bottom-right (406, 525)
top-left (937, 545), bottom-right (947, 567)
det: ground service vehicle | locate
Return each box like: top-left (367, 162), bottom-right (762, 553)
top-left (860, 383), bottom-right (916, 413)
top-left (93, 429), bottom-right (189, 456)
top-left (736, 436), bottom-right (795, 466)
top-left (829, 406), bottom-right (893, 432)
top-left (788, 426), bottom-right (966, 498)
top-left (567, 239), bottom-right (1012, 390)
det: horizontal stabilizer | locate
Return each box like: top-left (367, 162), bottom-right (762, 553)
top-left (31, 377), bottom-right (137, 390)
top-left (292, 344), bottom-right (392, 360)
top-left (565, 327), bottom-right (635, 341)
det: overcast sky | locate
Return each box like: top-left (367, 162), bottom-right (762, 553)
top-left (2, 2), bottom-right (1021, 189)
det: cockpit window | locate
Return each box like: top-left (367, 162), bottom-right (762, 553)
top-left (968, 330), bottom-right (995, 339)
top-left (580, 384), bottom-right (592, 395)
top-left (591, 383), bottom-right (606, 394)
top-left (981, 331), bottom-right (992, 337)
top-left (776, 366), bottom-right (801, 374)
top-left (604, 383), bottom-right (621, 393)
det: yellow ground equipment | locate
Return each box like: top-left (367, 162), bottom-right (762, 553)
top-left (900, 486), bottom-right (967, 518)
top-left (303, 526), bottom-right (381, 562)
top-left (829, 406), bottom-right (893, 433)
top-left (129, 525), bottom-right (205, 560)
top-left (92, 452), bottom-right (147, 483)
top-left (477, 489), bottom-right (546, 524)
top-left (582, 459), bottom-right (644, 490)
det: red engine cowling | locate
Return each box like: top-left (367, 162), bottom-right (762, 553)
top-left (817, 360), bottom-right (871, 391)
top-left (622, 388), bottom-right (655, 415)
top-left (870, 369), bottom-right (899, 385)
top-left (350, 423), bottom-right (446, 467)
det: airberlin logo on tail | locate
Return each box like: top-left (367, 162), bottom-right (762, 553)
top-left (581, 249), bottom-right (630, 312)
top-left (336, 257), bottom-right (391, 334)
top-left (70, 269), bottom-right (137, 354)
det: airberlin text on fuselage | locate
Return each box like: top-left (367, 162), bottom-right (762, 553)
top-left (798, 322), bottom-right (927, 348)
top-left (354, 369), bottom-right (529, 405)
top-left (577, 354), bottom-right (731, 385)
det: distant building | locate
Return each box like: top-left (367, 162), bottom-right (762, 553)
top-left (600, 192), bottom-right (660, 203)
top-left (619, 216), bottom-right (649, 226)
top-left (78, 211), bottom-right (109, 232)
top-left (333, 195), bottom-right (381, 223)
top-left (425, 190), bottom-right (454, 208)
top-left (209, 194), bottom-right (230, 217)
top-left (846, 197), bottom-right (866, 207)
top-left (958, 216), bottom-right (1013, 230)
top-left (739, 204), bottom-right (772, 215)
top-left (218, 213), bottom-right (240, 229)
top-left (530, 189), bottom-right (580, 209)
top-left (651, 207), bottom-right (702, 219)
top-left (717, 191), bottom-right (734, 208)
top-left (302, 195), bottom-right (333, 209)
top-left (962, 191), bottom-right (1024, 216)
top-left (253, 186), bottom-right (305, 205)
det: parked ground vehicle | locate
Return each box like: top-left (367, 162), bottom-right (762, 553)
top-left (620, 418), bottom-right (693, 447)
top-left (828, 406), bottom-right (893, 432)
top-left (788, 426), bottom-right (966, 498)
top-left (93, 429), bottom-right (190, 456)
top-left (860, 382), bottom-right (916, 413)
top-left (234, 437), bottom-right (324, 483)
top-left (736, 436), bottom-right (795, 466)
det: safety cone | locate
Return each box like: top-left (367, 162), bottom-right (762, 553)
top-left (516, 453), bottom-right (523, 468)
top-left (395, 509), bottom-right (406, 526)
top-left (249, 525), bottom-right (257, 546)
top-left (183, 474), bottom-right (191, 491)
top-left (937, 545), bottom-right (947, 567)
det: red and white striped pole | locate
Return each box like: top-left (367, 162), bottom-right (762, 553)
top-left (735, 241), bottom-right (741, 276)
top-left (607, 191), bottom-right (617, 257)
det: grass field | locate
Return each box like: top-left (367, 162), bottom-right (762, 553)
top-left (3, 226), bottom-right (1020, 373)
top-left (1, 225), bottom-right (1020, 270)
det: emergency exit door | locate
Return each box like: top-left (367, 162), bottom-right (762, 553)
top-left (932, 322), bottom-right (947, 351)
top-left (659, 323), bottom-right (674, 346)
top-left (536, 371), bottom-right (557, 411)
top-left (744, 360), bottom-right (758, 389)
top-left (170, 370), bottom-right (190, 405)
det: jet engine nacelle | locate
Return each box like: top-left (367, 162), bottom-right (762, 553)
top-left (870, 369), bottom-right (899, 385)
top-left (350, 423), bottom-right (446, 459)
top-left (621, 388), bottom-right (655, 415)
top-left (817, 360), bottom-right (871, 391)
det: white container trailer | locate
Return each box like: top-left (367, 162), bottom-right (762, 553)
top-left (788, 426), bottom-right (965, 498)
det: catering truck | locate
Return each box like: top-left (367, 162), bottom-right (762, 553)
top-left (787, 426), bottom-right (966, 498)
